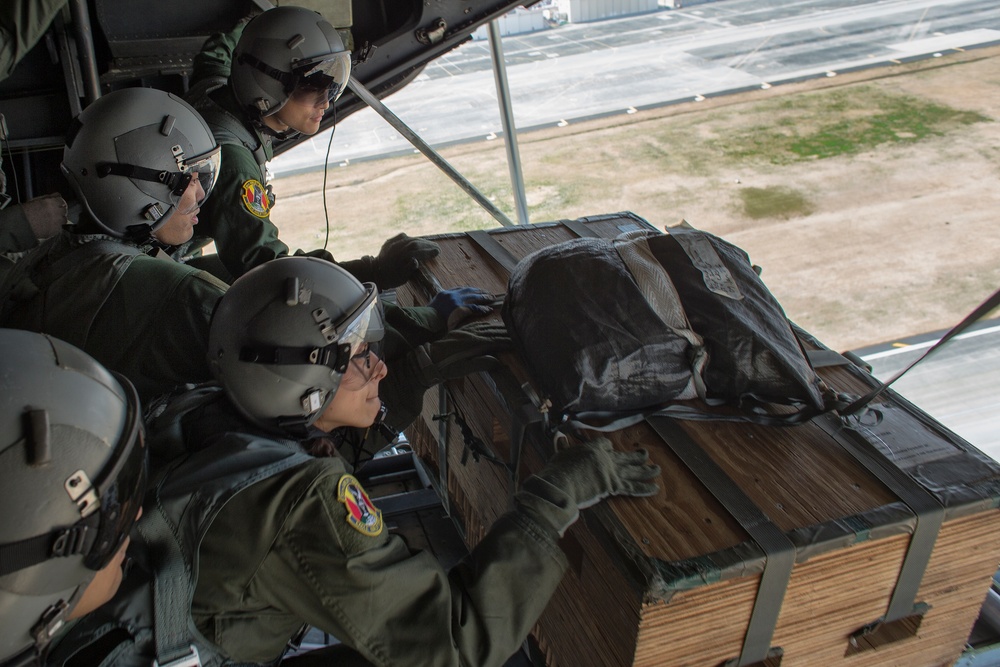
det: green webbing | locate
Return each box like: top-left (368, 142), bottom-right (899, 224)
top-left (646, 417), bottom-right (793, 666)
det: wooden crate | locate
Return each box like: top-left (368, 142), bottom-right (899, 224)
top-left (394, 212), bottom-right (1000, 667)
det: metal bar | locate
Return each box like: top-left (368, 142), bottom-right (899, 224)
top-left (487, 21), bottom-right (529, 225)
top-left (346, 77), bottom-right (516, 227)
top-left (68, 0), bottom-right (101, 104)
top-left (437, 384), bottom-right (450, 516)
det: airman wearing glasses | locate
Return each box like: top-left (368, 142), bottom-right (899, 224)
top-left (48, 256), bottom-right (661, 667)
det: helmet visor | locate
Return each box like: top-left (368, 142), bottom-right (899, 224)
top-left (83, 377), bottom-right (148, 571)
top-left (173, 144), bottom-right (222, 206)
top-left (291, 51), bottom-right (351, 104)
top-left (337, 283), bottom-right (385, 359)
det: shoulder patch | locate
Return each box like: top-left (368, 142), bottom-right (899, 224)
top-left (240, 179), bottom-right (271, 218)
top-left (337, 475), bottom-right (383, 537)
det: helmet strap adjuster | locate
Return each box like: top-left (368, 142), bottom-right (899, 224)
top-left (50, 524), bottom-right (93, 558)
top-left (301, 389), bottom-right (324, 413)
top-left (143, 202), bottom-right (166, 222)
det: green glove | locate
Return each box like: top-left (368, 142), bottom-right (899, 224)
top-left (516, 437), bottom-right (661, 537)
top-left (415, 321), bottom-right (511, 385)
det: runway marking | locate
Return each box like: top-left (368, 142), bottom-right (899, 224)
top-left (861, 325), bottom-right (1000, 361)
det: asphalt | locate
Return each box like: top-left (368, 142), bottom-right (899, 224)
top-left (273, 0), bottom-right (1000, 171)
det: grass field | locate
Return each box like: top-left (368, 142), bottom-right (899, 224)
top-left (270, 46), bottom-right (1000, 350)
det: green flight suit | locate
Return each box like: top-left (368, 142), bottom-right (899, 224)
top-left (184, 25), bottom-right (455, 441)
top-left (1, 0), bottom-right (69, 254)
top-left (188, 394), bottom-right (569, 667)
top-left (50, 387), bottom-right (571, 666)
top-left (0, 228), bottom-right (227, 402)
top-left (0, 0), bottom-right (67, 78)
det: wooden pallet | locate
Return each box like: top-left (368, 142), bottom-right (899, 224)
top-left (394, 212), bottom-right (1000, 667)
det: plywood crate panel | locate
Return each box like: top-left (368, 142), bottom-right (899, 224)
top-left (394, 212), bottom-right (1000, 667)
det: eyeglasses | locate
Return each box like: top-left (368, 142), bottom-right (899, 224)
top-left (344, 343), bottom-right (386, 387)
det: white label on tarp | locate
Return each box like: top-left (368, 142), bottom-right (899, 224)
top-left (671, 231), bottom-right (743, 300)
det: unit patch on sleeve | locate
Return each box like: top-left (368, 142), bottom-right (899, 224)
top-left (337, 475), bottom-right (383, 536)
top-left (240, 179), bottom-right (271, 218)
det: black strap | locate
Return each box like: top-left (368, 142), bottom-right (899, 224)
top-left (466, 230), bottom-right (519, 274)
top-left (842, 285), bottom-right (1000, 415)
top-left (646, 417), bottom-right (792, 666)
top-left (0, 533), bottom-right (49, 576)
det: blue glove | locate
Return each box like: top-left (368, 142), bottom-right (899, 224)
top-left (429, 287), bottom-right (495, 329)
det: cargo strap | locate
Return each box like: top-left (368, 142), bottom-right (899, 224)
top-left (815, 413), bottom-right (944, 651)
top-left (466, 230), bottom-right (519, 274)
top-left (840, 284), bottom-right (1000, 416)
top-left (646, 416), bottom-right (791, 667)
top-left (561, 218), bottom-right (600, 238)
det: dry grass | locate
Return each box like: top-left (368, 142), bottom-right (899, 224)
top-left (269, 46), bottom-right (1000, 351)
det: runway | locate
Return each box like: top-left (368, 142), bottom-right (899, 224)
top-left (273, 0), bottom-right (1000, 171)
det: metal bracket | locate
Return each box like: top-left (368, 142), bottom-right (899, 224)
top-left (416, 18), bottom-right (447, 45)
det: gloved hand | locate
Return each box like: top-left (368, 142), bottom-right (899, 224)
top-left (516, 437), bottom-right (661, 537)
top-left (429, 286), bottom-right (495, 330)
top-left (21, 193), bottom-right (68, 240)
top-left (415, 321), bottom-right (512, 385)
top-left (371, 233), bottom-right (440, 289)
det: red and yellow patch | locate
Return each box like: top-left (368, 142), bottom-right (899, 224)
top-left (337, 475), bottom-right (383, 536)
top-left (240, 179), bottom-right (271, 218)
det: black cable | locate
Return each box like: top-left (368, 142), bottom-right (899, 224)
top-left (321, 106), bottom-right (338, 252)
top-left (2, 134), bottom-right (22, 205)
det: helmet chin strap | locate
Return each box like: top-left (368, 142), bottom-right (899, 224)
top-left (373, 401), bottom-right (400, 444)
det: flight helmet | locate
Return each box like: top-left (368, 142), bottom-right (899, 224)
top-left (0, 329), bottom-right (147, 662)
top-left (61, 87), bottom-right (221, 242)
top-left (208, 257), bottom-right (384, 436)
top-left (231, 6), bottom-right (351, 119)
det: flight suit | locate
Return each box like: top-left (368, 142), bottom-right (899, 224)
top-left (0, 228), bottom-right (227, 402)
top-left (184, 25), bottom-right (459, 439)
top-left (1, 0), bottom-right (70, 255)
top-left (49, 387), bottom-right (570, 667)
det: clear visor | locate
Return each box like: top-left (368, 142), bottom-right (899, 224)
top-left (337, 284), bottom-right (385, 359)
top-left (170, 145), bottom-right (222, 208)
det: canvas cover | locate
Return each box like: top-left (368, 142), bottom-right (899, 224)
top-left (502, 225), bottom-right (828, 424)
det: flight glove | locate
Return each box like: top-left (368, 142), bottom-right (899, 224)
top-left (429, 286), bottom-right (495, 329)
top-left (516, 437), bottom-right (661, 537)
top-left (414, 320), bottom-right (512, 385)
top-left (340, 233), bottom-right (440, 290)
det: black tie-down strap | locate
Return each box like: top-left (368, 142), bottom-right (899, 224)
top-left (814, 413), bottom-right (944, 655)
top-left (646, 417), bottom-right (791, 667)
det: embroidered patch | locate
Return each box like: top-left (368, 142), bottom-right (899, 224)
top-left (337, 475), bottom-right (383, 536)
top-left (240, 179), bottom-right (270, 218)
